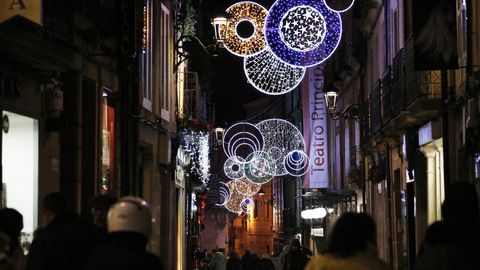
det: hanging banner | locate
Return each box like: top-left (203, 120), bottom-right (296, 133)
top-left (0, 0), bottom-right (42, 25)
top-left (413, 0), bottom-right (458, 70)
top-left (302, 65), bottom-right (329, 189)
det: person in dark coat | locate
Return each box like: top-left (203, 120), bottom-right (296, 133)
top-left (226, 251), bottom-right (241, 270)
top-left (0, 208), bottom-right (25, 270)
top-left (89, 193), bottom-right (118, 244)
top-left (85, 196), bottom-right (164, 270)
top-left (26, 192), bottom-right (95, 270)
top-left (415, 181), bottom-right (480, 270)
top-left (282, 239), bottom-right (309, 270)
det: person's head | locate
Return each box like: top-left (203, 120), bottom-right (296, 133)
top-left (42, 192), bottom-right (71, 225)
top-left (442, 181), bottom-right (480, 225)
top-left (327, 212), bottom-right (376, 257)
top-left (0, 208), bottom-right (23, 247)
top-left (107, 196), bottom-right (152, 242)
top-left (289, 239), bottom-right (301, 252)
top-left (90, 193), bottom-right (118, 229)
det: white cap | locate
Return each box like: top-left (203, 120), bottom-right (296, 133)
top-left (107, 196), bottom-right (152, 238)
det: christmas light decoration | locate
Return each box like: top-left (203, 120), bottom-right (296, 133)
top-left (244, 48), bottom-right (306, 95)
top-left (256, 118), bottom-right (306, 176)
top-left (265, 0), bottom-right (342, 67)
top-left (218, 183), bottom-right (231, 206)
top-left (241, 198), bottom-right (255, 212)
top-left (223, 122), bottom-right (264, 164)
top-left (223, 1), bottom-right (269, 57)
top-left (324, 0), bottom-right (355, 13)
top-left (284, 150), bottom-right (309, 176)
top-left (235, 177), bottom-right (262, 196)
top-left (224, 156), bottom-right (246, 180)
top-left (244, 151), bottom-right (276, 183)
top-left (180, 129), bottom-right (210, 184)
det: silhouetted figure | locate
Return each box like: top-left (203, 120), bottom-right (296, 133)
top-left (0, 208), bottom-right (25, 270)
top-left (89, 193), bottom-right (118, 244)
top-left (258, 257), bottom-right (275, 270)
top-left (26, 192), bottom-right (94, 270)
top-left (415, 181), bottom-right (480, 270)
top-left (241, 249), bottom-right (259, 270)
top-left (208, 249), bottom-right (226, 270)
top-left (305, 212), bottom-right (390, 270)
top-left (85, 196), bottom-right (164, 270)
top-left (0, 231), bottom-right (15, 270)
top-left (226, 251), bottom-right (241, 270)
top-left (283, 239), bottom-right (309, 270)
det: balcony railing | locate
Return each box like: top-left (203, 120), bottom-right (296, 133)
top-left (391, 49), bottom-right (405, 115)
top-left (382, 66), bottom-right (392, 125)
top-left (369, 80), bottom-right (382, 135)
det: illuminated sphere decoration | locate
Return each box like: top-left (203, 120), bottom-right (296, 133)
top-left (244, 151), bottom-right (276, 184)
top-left (324, 0), bottom-right (356, 13)
top-left (265, 0), bottom-right (342, 67)
top-left (256, 118), bottom-right (306, 176)
top-left (224, 156), bottom-right (246, 180)
top-left (284, 150), bottom-right (309, 176)
top-left (223, 122), bottom-right (265, 164)
top-left (223, 1), bottom-right (269, 57)
top-left (244, 48), bottom-right (306, 95)
top-left (235, 177), bottom-right (262, 196)
top-left (241, 198), bottom-right (255, 213)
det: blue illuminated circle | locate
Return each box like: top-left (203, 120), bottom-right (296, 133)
top-left (279, 5), bottom-right (326, 52)
top-left (265, 0), bottom-right (342, 67)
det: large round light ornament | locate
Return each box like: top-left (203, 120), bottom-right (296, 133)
top-left (224, 156), bottom-right (246, 180)
top-left (244, 151), bottom-right (275, 184)
top-left (256, 119), bottom-right (306, 176)
top-left (223, 122), bottom-right (264, 164)
top-left (265, 0), bottom-right (342, 67)
top-left (324, 0), bottom-right (356, 13)
top-left (279, 5), bottom-right (326, 52)
top-left (223, 1), bottom-right (268, 57)
top-left (244, 48), bottom-right (305, 95)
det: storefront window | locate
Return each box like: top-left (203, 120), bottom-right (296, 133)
top-left (100, 91), bottom-right (115, 193)
top-left (1, 111), bottom-right (38, 251)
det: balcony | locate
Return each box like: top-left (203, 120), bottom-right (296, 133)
top-left (369, 80), bottom-right (382, 136)
top-left (368, 39), bottom-right (442, 138)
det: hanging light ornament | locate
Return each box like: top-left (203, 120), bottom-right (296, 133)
top-left (244, 48), bottom-right (306, 95)
top-left (324, 0), bottom-right (356, 13)
top-left (244, 151), bottom-right (276, 183)
top-left (265, 0), bottom-right (342, 67)
top-left (223, 1), bottom-right (269, 57)
top-left (284, 150), bottom-right (309, 176)
top-left (224, 156), bottom-right (246, 180)
top-left (222, 122), bottom-right (264, 164)
top-left (256, 118), bottom-right (306, 176)
top-left (235, 177), bottom-right (262, 196)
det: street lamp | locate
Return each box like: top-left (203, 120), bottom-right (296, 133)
top-left (176, 16), bottom-right (227, 68)
top-left (324, 91), bottom-right (361, 120)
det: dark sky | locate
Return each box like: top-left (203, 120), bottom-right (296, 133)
top-left (199, 0), bottom-right (277, 126)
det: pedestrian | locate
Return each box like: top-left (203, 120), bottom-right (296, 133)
top-left (85, 196), bottom-right (164, 270)
top-left (304, 212), bottom-right (390, 270)
top-left (0, 231), bottom-right (15, 270)
top-left (89, 193), bottom-right (118, 244)
top-left (26, 192), bottom-right (95, 270)
top-left (208, 249), bottom-right (226, 270)
top-left (282, 239), bottom-right (309, 270)
top-left (240, 249), bottom-right (259, 270)
top-left (0, 208), bottom-right (25, 270)
top-left (226, 251), bottom-right (241, 270)
top-left (415, 181), bottom-right (480, 270)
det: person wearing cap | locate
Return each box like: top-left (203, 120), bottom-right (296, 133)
top-left (85, 196), bottom-right (164, 270)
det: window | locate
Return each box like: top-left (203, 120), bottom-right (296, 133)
top-left (160, 2), bottom-right (171, 121)
top-left (141, 0), bottom-right (153, 110)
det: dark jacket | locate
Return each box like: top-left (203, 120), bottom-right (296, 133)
top-left (26, 214), bottom-right (95, 270)
top-left (283, 249), bottom-right (309, 270)
top-left (85, 232), bottom-right (164, 270)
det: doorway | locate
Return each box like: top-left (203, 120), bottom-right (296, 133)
top-left (1, 111), bottom-right (39, 243)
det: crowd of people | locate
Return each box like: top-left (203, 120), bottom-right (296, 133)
top-left (0, 181), bottom-right (479, 270)
top-left (0, 192), bottom-right (164, 270)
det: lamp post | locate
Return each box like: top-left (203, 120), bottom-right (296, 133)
top-left (324, 91), bottom-right (361, 120)
top-left (176, 16), bottom-right (227, 69)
